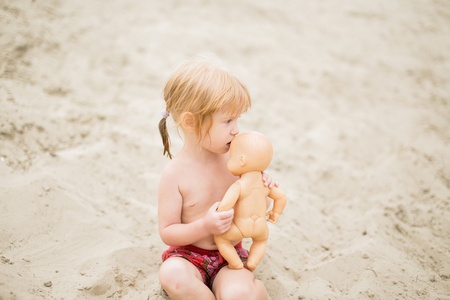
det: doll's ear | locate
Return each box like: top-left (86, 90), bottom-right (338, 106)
top-left (181, 112), bottom-right (196, 132)
top-left (239, 155), bottom-right (246, 166)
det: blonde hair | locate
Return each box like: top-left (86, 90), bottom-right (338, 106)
top-left (159, 59), bottom-right (251, 159)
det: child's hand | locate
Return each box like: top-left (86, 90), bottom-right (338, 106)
top-left (204, 202), bottom-right (234, 235)
top-left (262, 172), bottom-right (279, 189)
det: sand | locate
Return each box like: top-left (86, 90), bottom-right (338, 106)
top-left (1, 0), bottom-right (449, 299)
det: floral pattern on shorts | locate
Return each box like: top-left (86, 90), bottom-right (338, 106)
top-left (162, 242), bottom-right (248, 289)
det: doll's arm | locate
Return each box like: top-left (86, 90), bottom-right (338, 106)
top-left (266, 187), bottom-right (287, 224)
top-left (217, 181), bottom-right (241, 212)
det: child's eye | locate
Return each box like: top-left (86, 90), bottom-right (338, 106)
top-left (225, 115), bottom-right (240, 124)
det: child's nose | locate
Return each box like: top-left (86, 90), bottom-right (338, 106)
top-left (231, 124), bottom-right (239, 135)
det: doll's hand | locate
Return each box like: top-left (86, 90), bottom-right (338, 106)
top-left (204, 202), bottom-right (234, 235)
top-left (262, 172), bottom-right (279, 189)
top-left (266, 211), bottom-right (281, 224)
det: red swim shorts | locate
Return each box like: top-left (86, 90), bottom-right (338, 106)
top-left (161, 242), bottom-right (248, 289)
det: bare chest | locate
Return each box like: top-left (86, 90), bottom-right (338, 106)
top-left (179, 167), bottom-right (236, 221)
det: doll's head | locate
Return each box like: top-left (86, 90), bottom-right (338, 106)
top-left (227, 131), bottom-right (273, 176)
top-left (159, 58), bottom-right (251, 158)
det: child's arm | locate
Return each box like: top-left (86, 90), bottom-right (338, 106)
top-left (158, 167), bottom-right (233, 246)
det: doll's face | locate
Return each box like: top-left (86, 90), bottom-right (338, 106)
top-left (227, 142), bottom-right (244, 175)
top-left (227, 132), bottom-right (273, 176)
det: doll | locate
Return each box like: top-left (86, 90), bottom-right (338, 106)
top-left (214, 131), bottom-right (287, 271)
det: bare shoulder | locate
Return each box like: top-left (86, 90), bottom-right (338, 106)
top-left (160, 158), bottom-right (181, 181)
top-left (158, 157), bottom-right (188, 195)
top-left (159, 154), bottom-right (201, 189)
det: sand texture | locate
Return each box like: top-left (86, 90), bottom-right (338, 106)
top-left (1, 0), bottom-right (449, 299)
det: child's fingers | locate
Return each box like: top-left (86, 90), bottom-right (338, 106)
top-left (262, 173), bottom-right (280, 188)
top-left (268, 181), bottom-right (280, 189)
top-left (218, 208), bottom-right (234, 219)
top-left (216, 211), bottom-right (233, 233)
top-left (262, 174), bottom-right (269, 185)
top-left (212, 201), bottom-right (220, 211)
top-left (269, 181), bottom-right (279, 188)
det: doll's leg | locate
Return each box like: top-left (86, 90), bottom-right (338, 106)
top-left (246, 221), bottom-right (269, 272)
top-left (246, 238), bottom-right (268, 272)
top-left (214, 224), bottom-right (244, 269)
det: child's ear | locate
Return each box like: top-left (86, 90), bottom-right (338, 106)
top-left (181, 112), bottom-right (196, 132)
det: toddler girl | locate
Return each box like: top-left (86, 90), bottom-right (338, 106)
top-left (158, 58), bottom-right (276, 299)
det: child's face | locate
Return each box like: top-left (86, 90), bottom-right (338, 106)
top-left (200, 108), bottom-right (241, 155)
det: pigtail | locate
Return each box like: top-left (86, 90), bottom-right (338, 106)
top-left (159, 117), bottom-right (173, 159)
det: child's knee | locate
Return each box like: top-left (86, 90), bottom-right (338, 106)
top-left (159, 259), bottom-right (191, 291)
top-left (216, 281), bottom-right (254, 300)
top-left (219, 279), bottom-right (268, 300)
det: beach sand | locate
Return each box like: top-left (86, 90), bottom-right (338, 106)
top-left (1, 0), bottom-right (449, 299)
